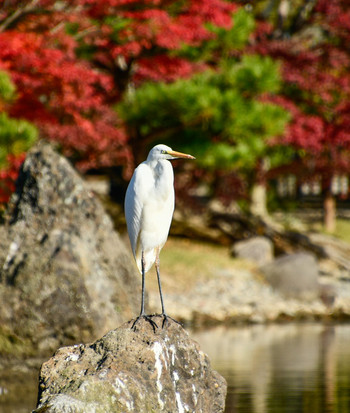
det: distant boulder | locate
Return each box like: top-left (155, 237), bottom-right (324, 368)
top-left (260, 253), bottom-right (319, 301)
top-left (0, 142), bottom-right (139, 356)
top-left (34, 318), bottom-right (227, 413)
top-left (232, 236), bottom-right (274, 266)
top-left (319, 283), bottom-right (336, 307)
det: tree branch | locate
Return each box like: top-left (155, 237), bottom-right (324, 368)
top-left (0, 0), bottom-right (40, 32)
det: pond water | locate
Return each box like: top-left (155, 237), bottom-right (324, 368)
top-left (1, 323), bottom-right (350, 412)
top-left (191, 323), bottom-right (350, 413)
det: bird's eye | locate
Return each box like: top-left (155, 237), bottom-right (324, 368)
top-left (161, 150), bottom-right (167, 154)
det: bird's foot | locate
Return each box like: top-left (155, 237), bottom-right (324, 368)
top-left (160, 313), bottom-right (182, 328)
top-left (131, 314), bottom-right (158, 333)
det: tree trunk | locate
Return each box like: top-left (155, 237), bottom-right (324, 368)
top-left (250, 158), bottom-right (269, 218)
top-left (250, 182), bottom-right (268, 218)
top-left (324, 192), bottom-right (336, 233)
top-left (322, 174), bottom-right (336, 233)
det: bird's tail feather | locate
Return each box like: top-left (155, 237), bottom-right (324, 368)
top-left (135, 248), bottom-right (157, 274)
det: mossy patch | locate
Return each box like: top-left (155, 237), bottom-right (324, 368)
top-left (0, 325), bottom-right (34, 357)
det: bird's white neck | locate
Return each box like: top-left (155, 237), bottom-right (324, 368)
top-left (148, 159), bottom-right (174, 198)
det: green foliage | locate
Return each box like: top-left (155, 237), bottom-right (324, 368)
top-left (104, 16), bottom-right (132, 39)
top-left (65, 21), bottom-right (80, 36)
top-left (0, 72), bottom-right (38, 167)
top-left (208, 8), bottom-right (256, 51)
top-left (118, 54), bottom-right (290, 170)
top-left (229, 55), bottom-right (282, 95)
top-left (181, 8), bottom-right (255, 60)
top-left (0, 113), bottom-right (38, 166)
top-left (0, 70), bottom-right (16, 102)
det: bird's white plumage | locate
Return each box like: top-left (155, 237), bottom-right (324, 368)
top-left (125, 144), bottom-right (195, 326)
top-left (125, 144), bottom-right (177, 273)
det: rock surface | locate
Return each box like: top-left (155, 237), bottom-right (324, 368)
top-left (260, 253), bottom-right (319, 301)
top-left (232, 236), bottom-right (273, 265)
top-left (0, 142), bottom-right (140, 356)
top-left (34, 317), bottom-right (227, 413)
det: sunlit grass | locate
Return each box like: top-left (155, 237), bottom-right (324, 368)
top-left (307, 217), bottom-right (350, 242)
top-left (273, 211), bottom-right (350, 243)
top-left (332, 219), bottom-right (350, 243)
top-left (142, 216), bottom-right (350, 297)
top-left (147, 237), bottom-right (244, 294)
top-left (162, 237), bottom-right (233, 275)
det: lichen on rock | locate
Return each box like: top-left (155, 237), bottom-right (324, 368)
top-left (34, 317), bottom-right (227, 413)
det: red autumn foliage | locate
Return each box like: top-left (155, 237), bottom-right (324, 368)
top-left (76, 0), bottom-right (236, 90)
top-left (252, 0), bottom-right (350, 185)
top-left (0, 30), bottom-right (128, 171)
top-left (0, 0), bottom-right (236, 204)
top-left (0, 153), bottom-right (26, 204)
top-left (0, 0), bottom-right (236, 168)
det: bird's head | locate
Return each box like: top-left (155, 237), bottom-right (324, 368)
top-left (147, 144), bottom-right (195, 161)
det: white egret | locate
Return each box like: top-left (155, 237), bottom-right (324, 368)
top-left (125, 144), bottom-right (195, 330)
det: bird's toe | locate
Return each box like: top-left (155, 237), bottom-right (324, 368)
top-left (131, 314), bottom-right (158, 333)
top-left (161, 313), bottom-right (182, 328)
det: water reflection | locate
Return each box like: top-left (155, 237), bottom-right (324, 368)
top-left (1, 323), bottom-right (350, 412)
top-left (191, 323), bottom-right (350, 413)
top-left (0, 368), bottom-right (38, 413)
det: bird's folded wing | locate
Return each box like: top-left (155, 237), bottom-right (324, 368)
top-left (124, 163), bottom-right (152, 258)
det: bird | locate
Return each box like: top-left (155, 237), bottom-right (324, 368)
top-left (125, 144), bottom-right (195, 331)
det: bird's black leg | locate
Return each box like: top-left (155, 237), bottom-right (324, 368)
top-left (155, 250), bottom-right (182, 328)
top-left (131, 251), bottom-right (158, 332)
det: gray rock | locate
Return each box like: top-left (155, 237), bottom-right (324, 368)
top-left (0, 142), bottom-right (139, 356)
top-left (34, 317), bottom-right (227, 413)
top-left (260, 253), bottom-right (319, 301)
top-left (319, 283), bottom-right (336, 307)
top-left (232, 236), bottom-right (273, 265)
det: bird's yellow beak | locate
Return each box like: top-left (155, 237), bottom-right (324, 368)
top-left (167, 150), bottom-right (196, 160)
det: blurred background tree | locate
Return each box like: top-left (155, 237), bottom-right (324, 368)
top-left (0, 0), bottom-right (236, 173)
top-left (250, 0), bottom-right (350, 231)
top-left (1, 0), bottom-right (350, 232)
top-left (118, 49), bottom-right (291, 214)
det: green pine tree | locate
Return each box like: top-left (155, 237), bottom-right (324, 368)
top-left (118, 55), bottom-right (290, 168)
top-left (117, 8), bottom-right (293, 213)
